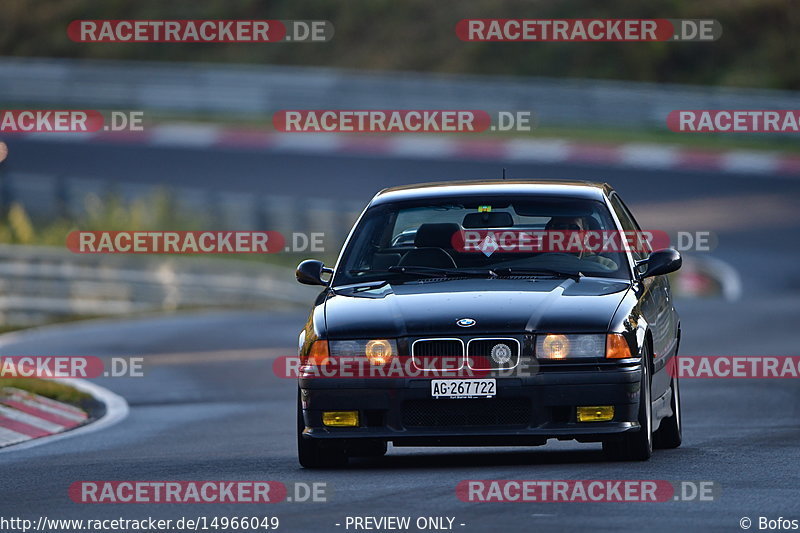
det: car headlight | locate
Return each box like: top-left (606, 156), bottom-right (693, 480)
top-left (536, 334), bottom-right (605, 359)
top-left (329, 339), bottom-right (397, 365)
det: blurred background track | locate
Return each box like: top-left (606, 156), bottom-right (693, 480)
top-left (4, 57), bottom-right (797, 327)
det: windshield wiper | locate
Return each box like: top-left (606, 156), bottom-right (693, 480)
top-left (347, 268), bottom-right (472, 281)
top-left (493, 267), bottom-right (582, 282)
top-left (348, 268), bottom-right (443, 279)
top-left (386, 266), bottom-right (498, 279)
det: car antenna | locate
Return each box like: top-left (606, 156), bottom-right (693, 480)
top-left (502, 167), bottom-right (507, 180)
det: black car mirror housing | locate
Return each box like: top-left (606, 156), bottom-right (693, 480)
top-left (638, 249), bottom-right (682, 278)
top-left (296, 259), bottom-right (332, 286)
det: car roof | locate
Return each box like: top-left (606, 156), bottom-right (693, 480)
top-left (370, 179), bottom-right (612, 206)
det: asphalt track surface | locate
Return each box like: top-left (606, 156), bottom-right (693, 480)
top-left (1, 137), bottom-right (799, 532)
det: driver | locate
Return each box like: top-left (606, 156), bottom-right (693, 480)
top-left (545, 216), bottom-right (617, 270)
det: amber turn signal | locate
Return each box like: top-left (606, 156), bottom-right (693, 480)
top-left (305, 340), bottom-right (330, 366)
top-left (606, 334), bottom-right (633, 359)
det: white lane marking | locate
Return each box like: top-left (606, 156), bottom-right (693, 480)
top-left (0, 426), bottom-right (30, 446)
top-left (721, 151), bottom-right (781, 174)
top-left (4, 393), bottom-right (87, 423)
top-left (0, 378), bottom-right (128, 454)
top-left (6, 388), bottom-right (88, 417)
top-left (389, 135), bottom-right (459, 158)
top-left (149, 124), bottom-right (222, 147)
top-left (0, 405), bottom-right (64, 432)
top-left (270, 132), bottom-right (343, 152)
top-left (620, 143), bottom-right (680, 169)
top-left (503, 138), bottom-right (570, 162)
top-left (12, 121), bottom-right (800, 176)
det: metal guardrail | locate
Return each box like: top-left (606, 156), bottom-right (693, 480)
top-left (0, 241), bottom-right (737, 328)
top-left (0, 170), bottom-right (361, 328)
top-left (0, 168), bottom-right (738, 327)
top-left (1, 57), bottom-right (799, 130)
top-left (0, 244), bottom-right (319, 327)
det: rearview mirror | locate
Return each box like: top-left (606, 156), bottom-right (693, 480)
top-left (639, 249), bottom-right (682, 278)
top-left (296, 259), bottom-right (332, 286)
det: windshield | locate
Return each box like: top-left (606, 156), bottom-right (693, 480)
top-left (333, 195), bottom-right (631, 286)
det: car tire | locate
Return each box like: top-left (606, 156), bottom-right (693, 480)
top-left (296, 391), bottom-right (348, 468)
top-left (654, 375), bottom-right (682, 449)
top-left (603, 349), bottom-right (653, 461)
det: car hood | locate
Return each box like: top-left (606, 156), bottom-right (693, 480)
top-left (324, 278), bottom-right (630, 338)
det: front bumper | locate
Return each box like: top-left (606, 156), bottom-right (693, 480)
top-left (299, 364), bottom-right (643, 446)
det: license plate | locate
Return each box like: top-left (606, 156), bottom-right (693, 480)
top-left (431, 378), bottom-right (496, 399)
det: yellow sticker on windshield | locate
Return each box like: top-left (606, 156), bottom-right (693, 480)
top-left (478, 205), bottom-right (492, 212)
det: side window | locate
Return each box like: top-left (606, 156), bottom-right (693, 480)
top-left (608, 193), bottom-right (649, 263)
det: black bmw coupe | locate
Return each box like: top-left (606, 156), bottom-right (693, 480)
top-left (295, 180), bottom-right (682, 467)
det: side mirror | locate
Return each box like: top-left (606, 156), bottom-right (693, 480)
top-left (296, 259), bottom-right (332, 286)
top-left (638, 249), bottom-right (682, 278)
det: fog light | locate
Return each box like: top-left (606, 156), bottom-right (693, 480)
top-left (322, 411), bottom-right (359, 427)
top-left (577, 406), bottom-right (614, 422)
